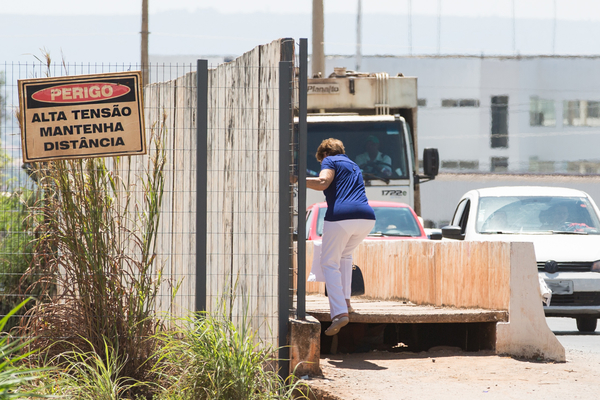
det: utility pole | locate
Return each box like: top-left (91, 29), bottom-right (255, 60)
top-left (552, 0), bottom-right (557, 54)
top-left (141, 0), bottom-right (149, 87)
top-left (356, 0), bottom-right (362, 72)
top-left (512, 0), bottom-right (516, 55)
top-left (312, 0), bottom-right (325, 78)
top-left (407, 0), bottom-right (412, 55)
top-left (437, 0), bottom-right (442, 54)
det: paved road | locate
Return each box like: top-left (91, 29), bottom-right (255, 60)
top-left (546, 317), bottom-right (600, 355)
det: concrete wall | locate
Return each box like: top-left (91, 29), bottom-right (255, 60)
top-left (204, 39), bottom-right (284, 345)
top-left (306, 240), bottom-right (510, 310)
top-left (142, 39), bottom-right (287, 347)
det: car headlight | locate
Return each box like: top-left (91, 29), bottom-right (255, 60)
top-left (592, 260), bottom-right (600, 273)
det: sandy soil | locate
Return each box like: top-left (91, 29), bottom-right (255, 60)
top-left (306, 347), bottom-right (600, 400)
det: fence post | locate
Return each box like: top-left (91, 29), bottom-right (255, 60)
top-left (196, 59), bottom-right (208, 313)
top-left (278, 60), bottom-right (293, 377)
top-left (297, 39), bottom-right (308, 320)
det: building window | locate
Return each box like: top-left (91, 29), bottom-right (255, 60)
top-left (529, 157), bottom-right (555, 173)
top-left (418, 98), bottom-right (427, 107)
top-left (491, 96), bottom-right (508, 148)
top-left (441, 160), bottom-right (480, 171)
top-left (567, 161), bottom-right (600, 174)
top-left (441, 99), bottom-right (458, 107)
top-left (589, 101), bottom-right (600, 118)
top-left (529, 97), bottom-right (555, 126)
top-left (491, 157), bottom-right (508, 172)
top-left (459, 99), bottom-right (480, 107)
top-left (441, 99), bottom-right (479, 107)
top-left (563, 100), bottom-right (600, 126)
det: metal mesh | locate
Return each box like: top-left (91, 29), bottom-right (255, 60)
top-left (202, 43), bottom-right (292, 349)
top-left (0, 61), bottom-right (198, 331)
top-left (0, 41), bottom-right (295, 353)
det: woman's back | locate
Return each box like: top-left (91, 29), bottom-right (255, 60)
top-left (321, 154), bottom-right (374, 222)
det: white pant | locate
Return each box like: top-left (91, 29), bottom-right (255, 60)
top-left (321, 219), bottom-right (375, 318)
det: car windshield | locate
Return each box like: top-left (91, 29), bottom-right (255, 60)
top-left (476, 195), bottom-right (600, 234)
top-left (306, 121), bottom-right (409, 182)
top-left (315, 206), bottom-right (422, 237)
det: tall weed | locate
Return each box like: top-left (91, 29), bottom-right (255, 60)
top-left (41, 338), bottom-right (147, 400)
top-left (21, 117), bottom-right (168, 393)
top-left (0, 298), bottom-right (49, 399)
top-left (153, 312), bottom-right (308, 400)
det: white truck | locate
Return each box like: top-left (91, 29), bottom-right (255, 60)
top-left (304, 67), bottom-right (439, 216)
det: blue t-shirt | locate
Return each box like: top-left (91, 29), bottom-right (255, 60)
top-left (321, 154), bottom-right (375, 222)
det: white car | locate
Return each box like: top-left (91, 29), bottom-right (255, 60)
top-left (442, 186), bottom-right (600, 332)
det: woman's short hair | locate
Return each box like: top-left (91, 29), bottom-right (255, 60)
top-left (315, 138), bottom-right (345, 162)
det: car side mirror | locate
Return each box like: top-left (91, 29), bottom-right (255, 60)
top-left (423, 148), bottom-right (439, 178)
top-left (441, 225), bottom-right (464, 240)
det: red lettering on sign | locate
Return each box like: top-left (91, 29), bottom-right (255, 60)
top-left (32, 83), bottom-right (130, 103)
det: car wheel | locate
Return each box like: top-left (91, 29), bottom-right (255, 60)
top-left (576, 316), bottom-right (598, 332)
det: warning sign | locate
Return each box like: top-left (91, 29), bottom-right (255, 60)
top-left (18, 71), bottom-right (146, 162)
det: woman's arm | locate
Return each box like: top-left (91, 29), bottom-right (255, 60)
top-left (307, 168), bottom-right (334, 191)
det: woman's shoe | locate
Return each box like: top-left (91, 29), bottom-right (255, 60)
top-left (348, 305), bottom-right (355, 313)
top-left (325, 316), bottom-right (349, 336)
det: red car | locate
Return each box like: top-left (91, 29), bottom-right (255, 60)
top-left (305, 200), bottom-right (428, 241)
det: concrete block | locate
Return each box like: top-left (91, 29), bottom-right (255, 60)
top-left (289, 315), bottom-right (322, 377)
top-left (496, 242), bottom-right (565, 362)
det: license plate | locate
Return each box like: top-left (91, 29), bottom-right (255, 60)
top-left (546, 280), bottom-right (573, 295)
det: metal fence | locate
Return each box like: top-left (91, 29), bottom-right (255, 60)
top-left (1, 61), bottom-right (202, 327)
top-left (0, 38), bottom-right (303, 375)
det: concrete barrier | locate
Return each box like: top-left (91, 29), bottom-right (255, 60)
top-left (496, 243), bottom-right (565, 361)
top-left (303, 240), bottom-right (565, 361)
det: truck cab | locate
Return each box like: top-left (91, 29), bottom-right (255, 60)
top-left (306, 114), bottom-right (415, 207)
top-left (304, 68), bottom-right (439, 213)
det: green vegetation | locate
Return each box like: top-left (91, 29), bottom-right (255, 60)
top-left (0, 70), bottom-right (37, 330)
top-left (40, 338), bottom-right (148, 400)
top-left (0, 191), bottom-right (37, 332)
top-left (153, 313), bottom-right (307, 400)
top-left (29, 312), bottom-right (308, 400)
top-left (0, 298), bottom-right (49, 399)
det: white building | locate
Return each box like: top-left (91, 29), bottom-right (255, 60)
top-left (326, 55), bottom-right (600, 174)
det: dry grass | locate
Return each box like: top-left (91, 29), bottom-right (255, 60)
top-left (19, 116), bottom-right (168, 398)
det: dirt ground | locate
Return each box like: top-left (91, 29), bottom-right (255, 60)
top-left (306, 347), bottom-right (600, 400)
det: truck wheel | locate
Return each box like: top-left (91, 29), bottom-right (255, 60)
top-left (576, 317), bottom-right (598, 332)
